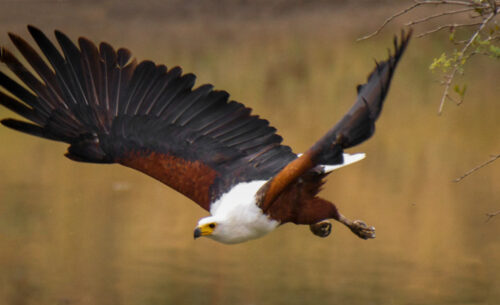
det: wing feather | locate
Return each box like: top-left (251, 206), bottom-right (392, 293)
top-left (0, 26), bottom-right (296, 210)
top-left (8, 33), bottom-right (66, 107)
top-left (257, 30), bottom-right (412, 211)
top-left (29, 26), bottom-right (83, 107)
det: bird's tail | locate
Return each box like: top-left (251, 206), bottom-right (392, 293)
top-left (320, 153), bottom-right (366, 173)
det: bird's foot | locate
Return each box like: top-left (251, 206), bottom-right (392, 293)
top-left (349, 220), bottom-right (375, 240)
top-left (309, 221), bottom-right (332, 238)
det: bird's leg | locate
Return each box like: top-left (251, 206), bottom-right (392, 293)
top-left (297, 198), bottom-right (374, 239)
top-left (336, 213), bottom-right (376, 240)
top-left (309, 220), bottom-right (332, 238)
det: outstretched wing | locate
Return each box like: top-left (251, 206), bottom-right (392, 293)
top-left (0, 26), bottom-right (297, 210)
top-left (258, 30), bottom-right (412, 211)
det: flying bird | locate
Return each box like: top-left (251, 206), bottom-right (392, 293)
top-left (0, 26), bottom-right (411, 244)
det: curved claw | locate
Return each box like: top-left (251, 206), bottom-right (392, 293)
top-left (350, 220), bottom-right (376, 239)
top-left (309, 221), bottom-right (332, 238)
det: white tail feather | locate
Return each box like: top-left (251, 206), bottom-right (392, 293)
top-left (296, 152), bottom-right (366, 174)
top-left (322, 153), bottom-right (365, 173)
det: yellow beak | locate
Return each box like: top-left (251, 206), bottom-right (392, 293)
top-left (193, 224), bottom-right (215, 239)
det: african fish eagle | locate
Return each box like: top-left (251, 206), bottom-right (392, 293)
top-left (0, 26), bottom-right (411, 244)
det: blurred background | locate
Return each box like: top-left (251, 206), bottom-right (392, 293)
top-left (0, 1), bottom-right (499, 304)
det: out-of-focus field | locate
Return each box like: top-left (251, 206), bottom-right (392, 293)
top-left (0, 1), bottom-right (499, 305)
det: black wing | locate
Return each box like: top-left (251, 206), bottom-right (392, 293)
top-left (258, 30), bottom-right (412, 211)
top-left (0, 26), bottom-right (297, 210)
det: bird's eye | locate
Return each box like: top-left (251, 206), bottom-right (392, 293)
top-left (209, 223), bottom-right (216, 229)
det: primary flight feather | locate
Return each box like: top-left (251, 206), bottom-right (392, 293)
top-left (0, 26), bottom-right (411, 244)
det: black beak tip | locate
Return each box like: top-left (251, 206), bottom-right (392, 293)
top-left (194, 227), bottom-right (201, 239)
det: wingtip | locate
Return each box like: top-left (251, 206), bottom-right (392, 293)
top-left (116, 47), bottom-right (133, 67)
top-left (405, 28), bottom-right (414, 39)
top-left (397, 28), bottom-right (413, 52)
top-left (54, 29), bottom-right (67, 41)
top-left (7, 32), bottom-right (19, 42)
top-left (78, 36), bottom-right (93, 46)
top-left (0, 45), bottom-right (12, 63)
top-left (7, 32), bottom-right (23, 53)
top-left (386, 28), bottom-right (412, 67)
top-left (27, 25), bottom-right (48, 43)
top-left (1, 118), bottom-right (20, 128)
top-left (27, 24), bottom-right (40, 35)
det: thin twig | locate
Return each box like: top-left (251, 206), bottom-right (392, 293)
top-left (444, 90), bottom-right (464, 104)
top-left (437, 12), bottom-right (495, 114)
top-left (416, 0), bottom-right (478, 5)
top-left (485, 210), bottom-right (500, 222)
top-left (357, 0), bottom-right (499, 116)
top-left (416, 22), bottom-right (484, 38)
top-left (454, 153), bottom-right (500, 182)
top-left (358, 0), bottom-right (499, 41)
top-left (356, 2), bottom-right (422, 41)
top-left (406, 7), bottom-right (476, 26)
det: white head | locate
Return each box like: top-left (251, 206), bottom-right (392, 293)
top-left (193, 215), bottom-right (250, 244)
top-left (192, 181), bottom-right (279, 244)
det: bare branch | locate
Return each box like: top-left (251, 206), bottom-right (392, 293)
top-left (485, 210), bottom-right (500, 222)
top-left (358, 0), bottom-right (500, 40)
top-left (406, 7), bottom-right (476, 26)
top-left (454, 153), bottom-right (500, 182)
top-left (416, 22), bottom-right (484, 38)
top-left (359, 1), bottom-right (499, 180)
top-left (358, 0), bottom-right (499, 115)
top-left (356, 2), bottom-right (422, 41)
top-left (439, 0), bottom-right (478, 4)
top-left (443, 89), bottom-right (464, 105)
top-left (416, 0), bottom-right (481, 6)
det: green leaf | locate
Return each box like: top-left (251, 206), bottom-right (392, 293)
top-left (489, 45), bottom-right (500, 59)
top-left (429, 53), bottom-right (451, 72)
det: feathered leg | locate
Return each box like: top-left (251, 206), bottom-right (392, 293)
top-left (309, 215), bottom-right (375, 239)
top-left (296, 197), bottom-right (376, 239)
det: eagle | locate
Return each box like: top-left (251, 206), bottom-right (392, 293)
top-left (0, 26), bottom-right (411, 244)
